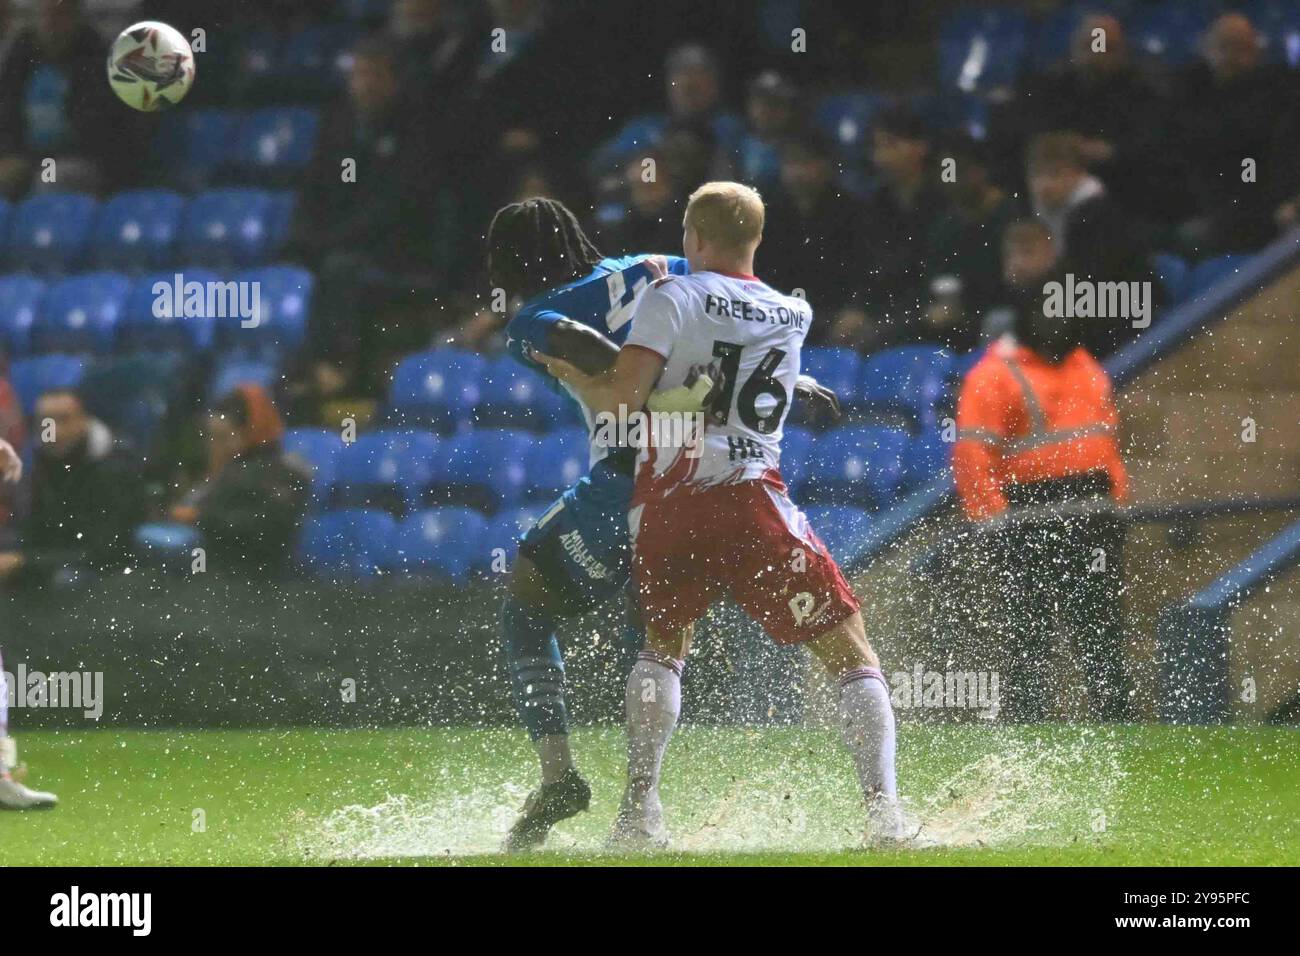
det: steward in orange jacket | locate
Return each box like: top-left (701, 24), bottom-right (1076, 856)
top-left (951, 310), bottom-right (1134, 722)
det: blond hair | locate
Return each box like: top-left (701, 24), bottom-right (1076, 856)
top-left (684, 181), bottom-right (765, 251)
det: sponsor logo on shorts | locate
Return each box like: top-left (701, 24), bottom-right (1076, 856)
top-left (559, 529), bottom-right (610, 580)
top-left (789, 591), bottom-right (834, 627)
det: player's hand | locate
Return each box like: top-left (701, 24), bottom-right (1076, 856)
top-left (0, 438), bottom-right (22, 483)
top-left (794, 374), bottom-right (842, 422)
top-left (645, 255), bottom-right (669, 281)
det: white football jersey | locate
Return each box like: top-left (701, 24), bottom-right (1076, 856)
top-left (623, 270), bottom-right (812, 494)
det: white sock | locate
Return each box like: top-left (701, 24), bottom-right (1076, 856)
top-left (838, 667), bottom-right (898, 806)
top-left (624, 650), bottom-right (683, 801)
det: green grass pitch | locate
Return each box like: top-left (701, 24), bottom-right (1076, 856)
top-left (1, 724), bottom-right (1296, 865)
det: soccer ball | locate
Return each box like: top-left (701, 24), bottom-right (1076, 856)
top-left (106, 21), bottom-right (195, 112)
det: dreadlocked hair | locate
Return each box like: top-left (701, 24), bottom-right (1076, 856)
top-left (487, 197), bottom-right (604, 300)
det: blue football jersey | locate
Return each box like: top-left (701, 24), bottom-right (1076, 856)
top-left (505, 254), bottom-right (688, 463)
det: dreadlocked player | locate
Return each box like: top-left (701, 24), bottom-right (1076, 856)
top-left (486, 198), bottom-right (838, 850)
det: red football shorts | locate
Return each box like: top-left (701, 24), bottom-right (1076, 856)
top-left (629, 474), bottom-right (861, 645)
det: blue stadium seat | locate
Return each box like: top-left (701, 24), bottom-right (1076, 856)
top-left (801, 347), bottom-right (862, 403)
top-left (0, 275), bottom-right (46, 356)
top-left (389, 349), bottom-right (486, 432)
top-left (91, 190), bottom-right (186, 271)
top-left (155, 108), bottom-right (240, 188)
top-left (392, 507), bottom-right (491, 580)
top-left (949, 347), bottom-right (986, 387)
top-left (299, 508), bottom-right (395, 578)
top-left (180, 189), bottom-right (275, 268)
top-left (857, 345), bottom-right (955, 427)
top-left (814, 91), bottom-right (887, 151)
top-left (278, 25), bottom-right (358, 95)
top-left (938, 8), bottom-right (1029, 92)
top-left (779, 424), bottom-right (817, 490)
top-left (1185, 254), bottom-right (1250, 299)
top-left (118, 269), bottom-right (221, 353)
top-left (1153, 252), bottom-right (1190, 304)
top-left (33, 272), bottom-right (131, 354)
top-left (266, 191), bottom-right (296, 252)
top-left (1248, 0), bottom-right (1300, 64)
top-left (802, 505), bottom-right (874, 567)
top-left (427, 428), bottom-right (532, 514)
top-left (283, 427), bottom-right (345, 501)
top-left (220, 265), bottom-right (313, 355)
top-left (8, 354), bottom-right (86, 414)
top-left (490, 504), bottom-right (548, 561)
top-left (523, 426), bottom-right (588, 500)
top-left (233, 30), bottom-right (281, 88)
top-left (226, 108), bottom-right (320, 177)
top-left (209, 357), bottom-right (278, 399)
top-left (1131, 0), bottom-right (1216, 66)
top-left (0, 199), bottom-right (11, 248)
top-left (330, 429), bottom-right (439, 515)
top-left (906, 428), bottom-right (952, 489)
top-left (799, 425), bottom-right (912, 508)
top-left (475, 352), bottom-right (554, 427)
top-left (7, 193), bottom-right (99, 274)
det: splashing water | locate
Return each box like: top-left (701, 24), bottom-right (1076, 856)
top-left (299, 727), bottom-right (1128, 860)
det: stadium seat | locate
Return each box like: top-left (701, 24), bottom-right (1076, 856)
top-left (388, 349), bottom-right (486, 432)
top-left (938, 8), bottom-right (1029, 92)
top-left (225, 108), bottom-right (321, 182)
top-left (278, 25), bottom-right (358, 97)
top-left (801, 347), bottom-right (862, 403)
top-left (426, 428), bottom-right (532, 514)
top-left (91, 189), bottom-right (186, 271)
top-left (475, 352), bottom-right (554, 427)
top-left (814, 91), bottom-right (887, 151)
top-left (118, 269), bottom-right (222, 353)
top-left (1185, 254), bottom-right (1251, 299)
top-left (330, 429), bottom-right (440, 515)
top-left (220, 265), bottom-right (313, 355)
top-left (155, 108), bottom-right (241, 189)
top-left (523, 426), bottom-right (589, 500)
top-left (906, 428), bottom-right (952, 489)
top-left (7, 193), bottom-right (99, 274)
top-left (0, 275), bottom-right (46, 356)
top-left (802, 505), bottom-right (874, 567)
top-left (1248, 0), bottom-right (1300, 64)
top-left (33, 272), bottom-right (131, 354)
top-left (283, 427), bottom-right (345, 502)
top-left (299, 508), bottom-right (395, 578)
top-left (799, 425), bottom-right (911, 508)
top-left (8, 354), bottom-right (86, 414)
top-left (1153, 252), bottom-right (1191, 304)
top-left (209, 357), bottom-right (278, 399)
top-left (949, 347), bottom-right (986, 387)
top-left (857, 345), bottom-right (954, 427)
top-left (79, 353), bottom-right (184, 453)
top-left (180, 189), bottom-right (275, 268)
top-left (779, 424), bottom-right (816, 491)
top-left (1131, 0), bottom-right (1216, 66)
top-left (266, 191), bottom-right (297, 252)
top-left (392, 507), bottom-right (491, 581)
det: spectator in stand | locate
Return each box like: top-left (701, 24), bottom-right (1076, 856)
top-left (388, 0), bottom-right (478, 97)
top-left (1026, 132), bottom-right (1156, 354)
top-left (952, 297), bottom-right (1134, 722)
top-left (589, 44), bottom-right (743, 190)
top-left (738, 71), bottom-right (801, 192)
top-left (284, 37), bottom-right (445, 420)
top-left (993, 14), bottom-right (1186, 226)
top-left (166, 386), bottom-right (309, 575)
top-left (760, 130), bottom-right (869, 338)
top-left (0, 389), bottom-right (142, 587)
top-left (913, 131), bottom-right (1017, 351)
top-left (0, 0), bottom-right (134, 198)
top-left (1170, 12), bottom-right (1300, 254)
top-left (597, 147), bottom-right (686, 257)
top-left (830, 106), bottom-right (949, 351)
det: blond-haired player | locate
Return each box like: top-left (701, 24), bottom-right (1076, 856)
top-left (536, 182), bottom-right (909, 847)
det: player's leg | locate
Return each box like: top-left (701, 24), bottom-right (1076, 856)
top-left (612, 622), bottom-right (693, 846)
top-left (0, 646), bottom-right (58, 810)
top-left (804, 614), bottom-right (904, 840)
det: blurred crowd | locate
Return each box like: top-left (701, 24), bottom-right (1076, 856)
top-left (0, 0), bottom-right (1298, 584)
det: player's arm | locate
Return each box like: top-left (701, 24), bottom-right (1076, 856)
top-left (794, 374), bottom-right (842, 421)
top-left (532, 344), bottom-right (664, 419)
top-left (545, 319), bottom-right (620, 375)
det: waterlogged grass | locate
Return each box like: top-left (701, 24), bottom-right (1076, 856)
top-left (0, 724), bottom-right (1295, 866)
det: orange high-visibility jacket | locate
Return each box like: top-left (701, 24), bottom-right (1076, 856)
top-left (952, 336), bottom-right (1128, 521)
